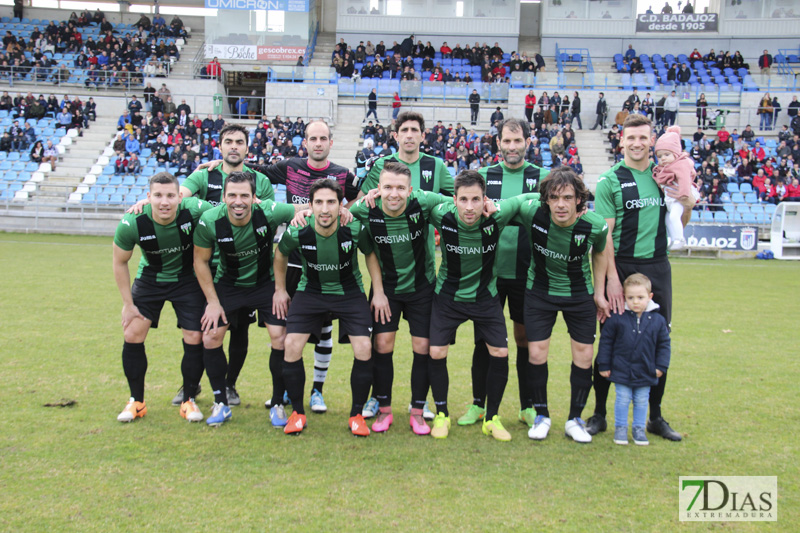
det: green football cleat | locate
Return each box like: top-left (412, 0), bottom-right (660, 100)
top-left (457, 404), bottom-right (486, 426)
top-left (518, 407), bottom-right (537, 428)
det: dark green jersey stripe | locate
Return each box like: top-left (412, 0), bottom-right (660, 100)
top-left (406, 199), bottom-right (431, 291)
top-left (366, 205), bottom-right (399, 291)
top-left (438, 211), bottom-right (462, 298)
top-left (206, 169), bottom-right (224, 205)
top-left (530, 208), bottom-right (552, 294)
top-left (336, 225), bottom-right (361, 294)
top-left (297, 226), bottom-right (320, 291)
top-left (135, 215), bottom-right (163, 274)
top-left (215, 209), bottom-right (272, 285)
top-left (479, 217), bottom-right (500, 300)
top-left (616, 167), bottom-right (641, 258)
top-left (567, 219), bottom-right (594, 295)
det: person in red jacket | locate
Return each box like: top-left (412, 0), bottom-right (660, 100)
top-left (784, 177), bottom-right (800, 201)
top-left (207, 57), bottom-right (221, 79)
top-left (392, 91), bottom-right (401, 120)
top-left (440, 42), bottom-right (452, 58)
top-left (752, 168), bottom-right (767, 194)
top-left (429, 67), bottom-right (443, 82)
top-left (525, 90), bottom-right (536, 123)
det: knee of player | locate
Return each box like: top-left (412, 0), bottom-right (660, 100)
top-left (283, 335), bottom-right (305, 360)
top-left (429, 346), bottom-right (448, 360)
top-left (487, 346), bottom-right (508, 358)
top-left (182, 329), bottom-right (202, 345)
top-left (202, 330), bottom-right (225, 349)
top-left (373, 333), bottom-right (395, 353)
top-left (123, 324), bottom-right (149, 344)
top-left (571, 343), bottom-right (594, 367)
top-left (352, 337), bottom-right (372, 360)
top-left (528, 341), bottom-right (549, 364)
top-left (410, 336), bottom-right (429, 355)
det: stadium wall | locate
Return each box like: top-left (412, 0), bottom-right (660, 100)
top-left (9, 6), bottom-right (206, 32)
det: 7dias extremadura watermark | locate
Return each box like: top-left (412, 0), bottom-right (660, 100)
top-left (679, 476), bottom-right (777, 522)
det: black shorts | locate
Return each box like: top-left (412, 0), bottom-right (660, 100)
top-left (286, 265), bottom-right (303, 298)
top-left (370, 284), bottom-right (434, 338)
top-left (286, 291), bottom-right (372, 343)
top-left (497, 277), bottom-right (526, 323)
top-left (430, 294), bottom-right (508, 349)
top-left (614, 257), bottom-right (672, 328)
top-left (215, 281), bottom-right (284, 328)
top-left (131, 276), bottom-right (204, 331)
top-left (524, 289), bottom-right (597, 345)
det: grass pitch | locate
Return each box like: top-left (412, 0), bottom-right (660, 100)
top-left (0, 232), bottom-right (797, 531)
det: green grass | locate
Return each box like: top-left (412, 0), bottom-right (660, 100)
top-left (0, 232), bottom-right (797, 531)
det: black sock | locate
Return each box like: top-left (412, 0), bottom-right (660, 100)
top-left (471, 342), bottom-right (490, 407)
top-left (122, 341), bottom-right (147, 402)
top-left (592, 361), bottom-right (610, 417)
top-left (568, 363), bottom-right (593, 420)
top-left (226, 321), bottom-right (249, 388)
top-left (181, 341), bottom-right (204, 402)
top-left (350, 358), bottom-right (373, 417)
top-left (410, 351), bottom-right (429, 410)
top-left (516, 345), bottom-right (531, 409)
top-left (528, 361), bottom-right (549, 417)
top-left (428, 356), bottom-right (449, 417)
top-left (649, 371), bottom-right (667, 421)
top-left (269, 349), bottom-right (285, 406)
top-left (283, 358), bottom-right (305, 415)
top-left (485, 355), bottom-right (508, 420)
top-left (372, 349), bottom-right (394, 406)
top-left (203, 345), bottom-right (228, 405)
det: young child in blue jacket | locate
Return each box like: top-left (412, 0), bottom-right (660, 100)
top-left (596, 273), bottom-right (671, 446)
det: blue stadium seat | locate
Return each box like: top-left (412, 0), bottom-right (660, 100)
top-left (739, 183), bottom-right (752, 193)
top-left (730, 192), bottom-right (745, 203)
top-left (744, 193), bottom-right (758, 203)
top-left (741, 212), bottom-right (758, 224)
top-left (715, 212), bottom-right (729, 223)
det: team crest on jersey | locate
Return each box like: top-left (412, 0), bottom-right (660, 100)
top-left (341, 240), bottom-right (353, 253)
top-left (409, 213), bottom-right (420, 223)
top-left (526, 178), bottom-right (536, 190)
top-left (180, 221), bottom-right (192, 235)
top-left (256, 225), bottom-right (268, 237)
top-left (483, 226), bottom-right (494, 236)
top-left (574, 234), bottom-right (586, 246)
top-left (422, 170), bottom-right (432, 182)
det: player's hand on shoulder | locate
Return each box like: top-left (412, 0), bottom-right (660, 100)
top-left (339, 205), bottom-right (354, 225)
top-left (127, 198), bottom-right (150, 214)
top-left (363, 187), bottom-right (381, 208)
top-left (290, 209), bottom-right (312, 227)
top-left (197, 159), bottom-right (222, 171)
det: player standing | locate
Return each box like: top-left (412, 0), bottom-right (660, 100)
top-left (112, 172), bottom-right (212, 423)
top-left (586, 114), bottom-right (693, 441)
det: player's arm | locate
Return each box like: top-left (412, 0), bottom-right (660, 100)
top-left (365, 251), bottom-right (391, 325)
top-left (194, 245), bottom-right (225, 334)
top-left (592, 247), bottom-right (610, 322)
top-left (272, 248), bottom-right (291, 320)
top-left (603, 217), bottom-right (623, 314)
top-left (112, 243), bottom-right (145, 328)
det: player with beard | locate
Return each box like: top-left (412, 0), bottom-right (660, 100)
top-left (457, 118), bottom-right (550, 431)
top-left (199, 120), bottom-right (359, 414)
top-left (129, 124), bottom-right (275, 408)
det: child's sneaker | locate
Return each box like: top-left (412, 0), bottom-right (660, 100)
top-left (632, 426), bottom-right (649, 446)
top-left (613, 426), bottom-right (628, 445)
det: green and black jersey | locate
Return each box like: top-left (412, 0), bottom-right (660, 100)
top-left (278, 218), bottom-right (373, 295)
top-left (429, 195), bottom-right (533, 303)
top-left (194, 200), bottom-right (296, 287)
top-left (182, 167), bottom-right (275, 205)
top-left (114, 197), bottom-right (212, 283)
top-left (360, 152), bottom-right (454, 195)
top-left (350, 190), bottom-right (450, 295)
top-left (514, 198), bottom-right (608, 297)
top-left (594, 161), bottom-right (667, 260)
top-left (480, 161), bottom-right (548, 280)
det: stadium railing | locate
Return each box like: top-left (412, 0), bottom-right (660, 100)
top-left (339, 79), bottom-right (509, 103)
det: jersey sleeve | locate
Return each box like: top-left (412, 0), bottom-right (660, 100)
top-left (512, 196), bottom-right (541, 226)
top-left (278, 225), bottom-right (299, 255)
top-left (590, 214), bottom-right (609, 253)
top-left (494, 193), bottom-right (538, 226)
top-left (361, 156), bottom-right (384, 193)
top-left (355, 223), bottom-right (374, 254)
top-left (113, 215), bottom-right (138, 251)
top-left (348, 197), bottom-right (369, 222)
top-left (251, 159), bottom-right (289, 186)
top-left (266, 200), bottom-right (297, 225)
top-left (193, 212), bottom-right (216, 249)
top-left (436, 159), bottom-right (455, 194)
top-left (417, 190), bottom-right (453, 218)
top-left (182, 197), bottom-right (212, 220)
top-left (254, 172), bottom-right (276, 202)
top-left (594, 173), bottom-right (618, 220)
top-left (182, 170), bottom-right (206, 198)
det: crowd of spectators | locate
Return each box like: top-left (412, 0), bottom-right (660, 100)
top-left (616, 45), bottom-right (750, 76)
top-left (0, 10), bottom-right (188, 88)
top-left (244, 115), bottom-right (307, 166)
top-left (332, 35), bottom-right (545, 83)
top-left (113, 92), bottom-right (226, 175)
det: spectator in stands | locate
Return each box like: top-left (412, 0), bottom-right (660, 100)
top-left (128, 95), bottom-right (143, 115)
top-left (207, 56), bottom-right (221, 79)
top-left (677, 64), bottom-right (691, 91)
top-left (784, 178), bottom-right (800, 201)
top-left (772, 96), bottom-right (782, 127)
top-left (696, 93), bottom-right (708, 129)
top-left (624, 44), bottom-right (636, 61)
top-left (126, 153), bottom-right (141, 174)
top-left (43, 139), bottom-right (58, 170)
top-left (57, 107), bottom-right (72, 129)
top-left (392, 91), bottom-right (401, 121)
top-left (758, 50), bottom-right (773, 76)
top-left (689, 48), bottom-right (702, 61)
top-left (469, 89), bottom-right (480, 125)
top-left (364, 88), bottom-right (379, 123)
top-left (663, 91), bottom-right (679, 126)
top-left (0, 131), bottom-right (12, 152)
top-left (125, 133), bottom-right (140, 154)
top-left (661, 2), bottom-right (673, 13)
